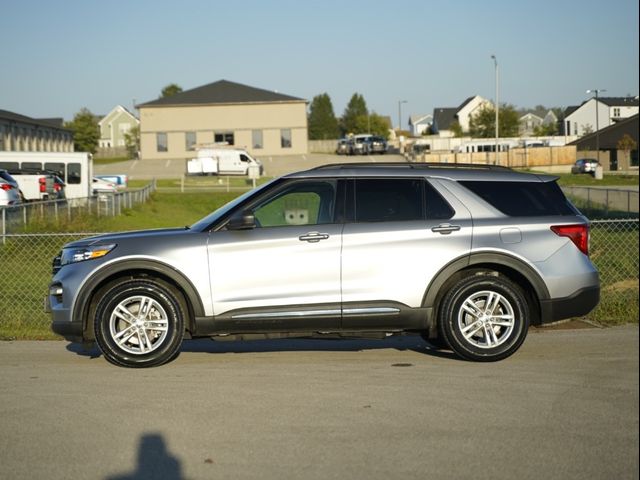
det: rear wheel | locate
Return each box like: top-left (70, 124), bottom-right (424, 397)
top-left (438, 274), bottom-right (529, 362)
top-left (94, 278), bottom-right (185, 368)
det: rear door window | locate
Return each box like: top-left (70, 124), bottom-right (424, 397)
top-left (461, 180), bottom-right (577, 216)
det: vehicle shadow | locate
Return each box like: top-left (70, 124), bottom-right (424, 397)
top-left (64, 334), bottom-right (460, 361)
top-left (179, 335), bottom-right (460, 360)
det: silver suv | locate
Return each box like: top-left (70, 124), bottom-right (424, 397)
top-left (48, 163), bottom-right (600, 367)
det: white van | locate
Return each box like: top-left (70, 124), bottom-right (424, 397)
top-left (187, 148), bottom-right (263, 176)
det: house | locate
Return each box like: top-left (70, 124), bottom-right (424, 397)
top-left (0, 109), bottom-right (73, 152)
top-left (519, 110), bottom-right (559, 136)
top-left (136, 80), bottom-right (308, 160)
top-left (519, 113), bottom-right (544, 136)
top-left (409, 114), bottom-right (433, 136)
top-left (569, 114), bottom-right (638, 171)
top-left (98, 105), bottom-right (139, 149)
top-left (563, 96), bottom-right (639, 137)
top-left (431, 95), bottom-right (491, 137)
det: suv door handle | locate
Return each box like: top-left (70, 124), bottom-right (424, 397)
top-left (299, 232), bottom-right (330, 243)
top-left (431, 223), bottom-right (461, 235)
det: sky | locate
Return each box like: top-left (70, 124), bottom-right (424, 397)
top-left (1, 0), bottom-right (638, 127)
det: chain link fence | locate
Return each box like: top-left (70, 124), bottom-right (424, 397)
top-left (0, 219), bottom-right (638, 340)
top-left (1, 182), bottom-right (156, 237)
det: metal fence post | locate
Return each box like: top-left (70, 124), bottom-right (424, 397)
top-left (1, 208), bottom-right (5, 245)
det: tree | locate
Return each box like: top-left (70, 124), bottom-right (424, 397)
top-left (469, 104), bottom-right (520, 138)
top-left (533, 123), bottom-right (558, 136)
top-left (341, 93), bottom-right (368, 135)
top-left (308, 93), bottom-right (340, 140)
top-left (617, 134), bottom-right (637, 166)
top-left (65, 108), bottom-right (100, 154)
top-left (353, 113), bottom-right (391, 138)
top-left (450, 121), bottom-right (463, 138)
top-left (160, 83), bottom-right (183, 98)
top-left (124, 125), bottom-right (140, 158)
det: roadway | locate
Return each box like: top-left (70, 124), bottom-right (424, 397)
top-left (1, 325), bottom-right (638, 480)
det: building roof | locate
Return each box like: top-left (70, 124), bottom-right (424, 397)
top-left (409, 114), bottom-right (432, 125)
top-left (0, 109), bottom-right (71, 131)
top-left (569, 114), bottom-right (639, 150)
top-left (137, 80), bottom-right (305, 108)
top-left (432, 108), bottom-right (457, 131)
top-left (457, 96), bottom-right (477, 110)
top-left (598, 96), bottom-right (639, 107)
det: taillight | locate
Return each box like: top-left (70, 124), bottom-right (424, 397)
top-left (1, 183), bottom-right (13, 191)
top-left (551, 224), bottom-right (589, 256)
top-left (39, 177), bottom-right (46, 193)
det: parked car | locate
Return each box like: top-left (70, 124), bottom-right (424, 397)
top-left (48, 163), bottom-right (600, 368)
top-left (336, 139), bottom-right (349, 155)
top-left (92, 177), bottom-right (118, 194)
top-left (0, 169), bottom-right (22, 206)
top-left (571, 158), bottom-right (600, 175)
top-left (366, 135), bottom-right (388, 154)
top-left (349, 135), bottom-right (371, 155)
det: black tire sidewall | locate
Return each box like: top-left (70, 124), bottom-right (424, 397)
top-left (439, 275), bottom-right (529, 362)
top-left (94, 280), bottom-right (184, 368)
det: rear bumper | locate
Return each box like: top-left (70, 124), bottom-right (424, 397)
top-left (540, 285), bottom-right (600, 324)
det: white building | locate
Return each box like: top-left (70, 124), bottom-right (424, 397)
top-left (563, 96), bottom-right (638, 137)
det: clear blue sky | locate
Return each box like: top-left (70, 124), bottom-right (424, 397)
top-left (1, 0), bottom-right (638, 127)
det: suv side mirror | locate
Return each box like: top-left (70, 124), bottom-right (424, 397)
top-left (227, 211), bottom-right (256, 230)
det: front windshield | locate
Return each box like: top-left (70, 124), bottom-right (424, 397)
top-left (189, 178), bottom-right (278, 231)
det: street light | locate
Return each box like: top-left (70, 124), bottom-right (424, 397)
top-left (398, 100), bottom-right (407, 132)
top-left (491, 55), bottom-right (499, 164)
top-left (586, 89), bottom-right (606, 162)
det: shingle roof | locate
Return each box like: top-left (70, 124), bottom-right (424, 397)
top-left (137, 80), bottom-right (305, 107)
top-left (598, 96), bottom-right (639, 107)
top-left (0, 109), bottom-right (71, 131)
top-left (432, 108), bottom-right (457, 131)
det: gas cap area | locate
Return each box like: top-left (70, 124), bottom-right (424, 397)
top-left (500, 227), bottom-right (522, 244)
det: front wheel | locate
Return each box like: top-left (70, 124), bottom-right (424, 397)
top-left (94, 278), bottom-right (185, 368)
top-left (438, 274), bottom-right (529, 362)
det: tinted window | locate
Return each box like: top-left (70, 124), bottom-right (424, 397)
top-left (0, 162), bottom-right (19, 171)
top-left (67, 163), bottom-right (81, 185)
top-left (461, 181), bottom-right (577, 216)
top-left (22, 162), bottom-right (42, 171)
top-left (355, 179), bottom-right (423, 222)
top-left (425, 181), bottom-right (455, 220)
top-left (45, 162), bottom-right (65, 180)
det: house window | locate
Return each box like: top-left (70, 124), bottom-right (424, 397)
top-left (281, 129), bottom-right (292, 149)
top-left (613, 108), bottom-right (621, 118)
top-left (185, 132), bottom-right (197, 151)
top-left (214, 132), bottom-right (234, 145)
top-left (156, 132), bottom-right (168, 152)
top-left (252, 130), bottom-right (263, 149)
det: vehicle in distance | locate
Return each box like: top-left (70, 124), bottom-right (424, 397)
top-left (571, 158), bottom-right (600, 175)
top-left (92, 177), bottom-right (118, 194)
top-left (336, 139), bottom-right (349, 155)
top-left (0, 169), bottom-right (22, 206)
top-left (365, 135), bottom-right (388, 154)
top-left (48, 163), bottom-right (600, 368)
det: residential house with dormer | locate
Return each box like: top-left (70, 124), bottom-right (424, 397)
top-left (562, 96), bottom-right (639, 137)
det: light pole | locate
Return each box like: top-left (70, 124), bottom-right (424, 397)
top-left (491, 55), bottom-right (499, 164)
top-left (586, 89), bottom-right (606, 162)
top-left (398, 100), bottom-right (407, 132)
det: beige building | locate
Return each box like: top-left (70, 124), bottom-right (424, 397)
top-left (137, 80), bottom-right (308, 160)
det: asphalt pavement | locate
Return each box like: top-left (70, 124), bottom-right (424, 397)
top-left (1, 325), bottom-right (638, 480)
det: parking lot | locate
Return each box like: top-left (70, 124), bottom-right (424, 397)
top-left (1, 325), bottom-right (638, 480)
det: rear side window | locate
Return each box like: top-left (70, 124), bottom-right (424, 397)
top-left (355, 179), bottom-right (423, 222)
top-left (461, 180), bottom-right (577, 216)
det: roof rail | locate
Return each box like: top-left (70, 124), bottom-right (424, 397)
top-left (311, 162), bottom-right (511, 171)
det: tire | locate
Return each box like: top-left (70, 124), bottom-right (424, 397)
top-left (94, 278), bottom-right (185, 368)
top-left (438, 273), bottom-right (529, 362)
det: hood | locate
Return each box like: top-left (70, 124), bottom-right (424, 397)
top-left (64, 227), bottom-right (191, 248)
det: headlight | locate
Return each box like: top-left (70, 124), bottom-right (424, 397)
top-left (60, 244), bottom-right (117, 266)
